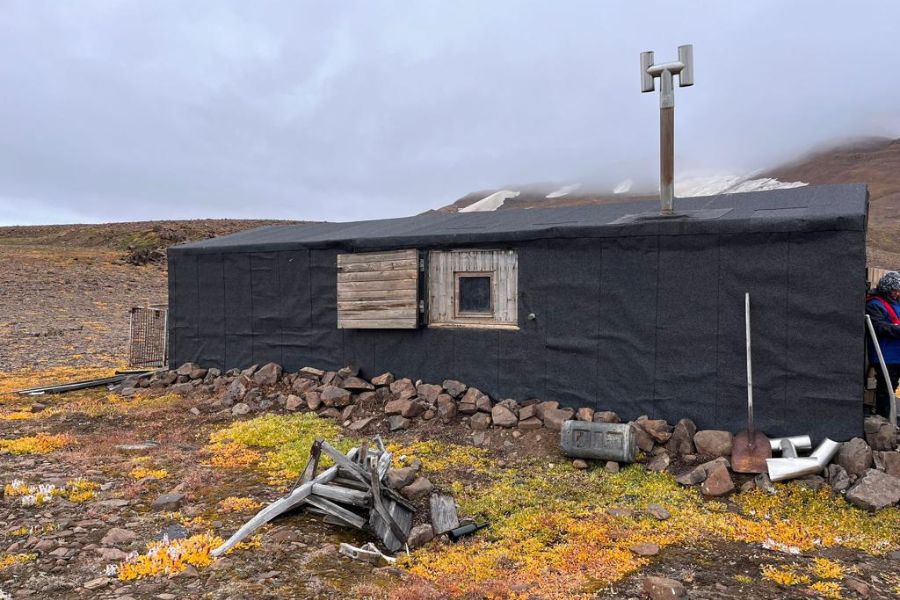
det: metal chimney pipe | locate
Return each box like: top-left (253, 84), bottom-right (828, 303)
top-left (640, 44), bottom-right (694, 216)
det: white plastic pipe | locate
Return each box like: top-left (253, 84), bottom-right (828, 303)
top-left (768, 435), bottom-right (812, 453)
top-left (765, 438), bottom-right (840, 482)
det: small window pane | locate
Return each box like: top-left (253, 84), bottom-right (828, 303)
top-left (458, 276), bottom-right (492, 313)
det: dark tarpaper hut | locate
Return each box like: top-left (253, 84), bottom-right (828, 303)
top-left (168, 183), bottom-right (869, 440)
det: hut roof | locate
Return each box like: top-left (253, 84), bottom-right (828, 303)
top-left (171, 183), bottom-right (866, 254)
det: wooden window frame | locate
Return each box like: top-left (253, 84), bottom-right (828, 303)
top-left (427, 249), bottom-right (518, 330)
top-left (454, 272), bottom-right (494, 318)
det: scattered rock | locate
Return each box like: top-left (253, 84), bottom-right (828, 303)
top-left (470, 413), bottom-right (492, 431)
top-left (407, 523), bottom-right (435, 549)
top-left (534, 400), bottom-right (559, 421)
top-left (388, 416), bottom-right (411, 432)
top-left (83, 577), bottom-right (110, 590)
top-left (416, 383), bottom-right (443, 404)
top-left (342, 376), bottom-right (375, 392)
top-left (401, 477), bottom-right (434, 501)
top-left (348, 417), bottom-right (376, 432)
top-left (253, 362), bottom-right (282, 386)
top-left (95, 547), bottom-right (128, 562)
top-left (754, 472), bottom-right (777, 495)
top-left (836, 438), bottom-right (874, 477)
top-left (646, 504), bottom-right (670, 520)
top-left (542, 407), bottom-right (575, 431)
top-left (667, 419), bottom-right (696, 456)
top-left (151, 493), bottom-right (185, 511)
top-left (878, 451), bottom-right (900, 477)
top-left (826, 463), bottom-right (851, 493)
top-left (518, 404), bottom-right (537, 422)
top-left (700, 462), bottom-right (734, 497)
top-left (629, 542), bottom-right (660, 556)
top-left (642, 575), bottom-right (686, 600)
top-left (491, 404), bottom-right (518, 428)
top-left (321, 385), bottom-right (352, 408)
top-left (285, 394), bottom-right (302, 411)
top-left (647, 451), bottom-right (671, 473)
top-left (637, 419), bottom-right (672, 443)
top-left (436, 394), bottom-right (457, 423)
top-left (390, 378), bottom-right (417, 401)
top-left (576, 407), bottom-right (594, 422)
top-left (864, 415), bottom-right (896, 451)
top-left (572, 459), bottom-right (588, 470)
top-left (693, 430), bottom-right (733, 458)
top-left (305, 391), bottom-right (322, 411)
top-left (604, 461), bottom-right (620, 473)
top-left (844, 577), bottom-right (870, 598)
top-left (299, 366), bottom-right (325, 379)
top-left (632, 423), bottom-right (655, 452)
top-left (371, 372), bottom-right (394, 387)
top-left (100, 528), bottom-right (136, 546)
top-left (30, 402), bottom-right (46, 413)
top-left (337, 365), bottom-right (359, 379)
top-left (593, 410), bottom-right (620, 423)
top-left (442, 379), bottom-right (467, 398)
top-left (518, 417), bottom-right (542, 430)
top-left (387, 467), bottom-right (418, 490)
top-left (231, 403), bottom-right (251, 416)
top-left (845, 469), bottom-right (900, 511)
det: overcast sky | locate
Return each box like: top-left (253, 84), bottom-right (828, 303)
top-left (1, 1), bottom-right (898, 225)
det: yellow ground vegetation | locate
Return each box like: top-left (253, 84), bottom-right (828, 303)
top-left (402, 457), bottom-right (899, 599)
top-left (129, 466), bottom-right (169, 480)
top-left (203, 413), bottom-right (351, 482)
top-left (389, 440), bottom-right (493, 474)
top-left (218, 496), bottom-right (263, 513)
top-left (0, 433), bottom-right (74, 455)
top-left (0, 553), bottom-right (36, 570)
top-left (3, 478), bottom-right (99, 505)
top-left (116, 533), bottom-right (223, 580)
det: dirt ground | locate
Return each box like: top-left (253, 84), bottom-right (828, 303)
top-left (0, 226), bottom-right (898, 599)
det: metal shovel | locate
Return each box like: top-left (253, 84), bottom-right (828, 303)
top-left (732, 293), bottom-right (772, 473)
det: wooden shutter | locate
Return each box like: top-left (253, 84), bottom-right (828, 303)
top-left (428, 249), bottom-right (518, 328)
top-left (337, 249), bottom-right (419, 329)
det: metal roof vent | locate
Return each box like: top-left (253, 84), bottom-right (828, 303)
top-left (640, 44), bottom-right (694, 216)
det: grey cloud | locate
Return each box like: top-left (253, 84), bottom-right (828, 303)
top-left (0, 1), bottom-right (897, 224)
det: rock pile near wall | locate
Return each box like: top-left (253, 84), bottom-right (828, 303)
top-left (125, 362), bottom-right (900, 510)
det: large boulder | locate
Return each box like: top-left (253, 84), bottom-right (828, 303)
top-left (667, 418), bottom-right (697, 456)
top-left (320, 385), bottom-right (352, 408)
top-left (845, 469), bottom-right (900, 511)
top-left (542, 407), bottom-right (575, 431)
top-left (253, 362), bottom-right (283, 386)
top-left (836, 438), bottom-right (873, 478)
top-left (693, 430), bottom-right (733, 458)
top-left (416, 383), bottom-right (443, 404)
top-left (389, 378), bottom-right (417, 401)
top-left (491, 404), bottom-right (518, 428)
top-left (700, 462), bottom-right (734, 497)
top-left (442, 379), bottom-right (467, 398)
top-left (342, 376), bottom-right (375, 392)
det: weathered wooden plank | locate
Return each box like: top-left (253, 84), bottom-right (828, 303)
top-left (338, 299), bottom-right (419, 310)
top-left (429, 493), bottom-right (460, 535)
top-left (338, 308), bottom-right (416, 319)
top-left (369, 496), bottom-right (414, 553)
top-left (338, 258), bottom-right (417, 273)
top-left (338, 270), bottom-right (417, 283)
top-left (337, 279), bottom-right (418, 293)
top-left (305, 495), bottom-right (367, 529)
top-left (311, 483), bottom-right (371, 507)
top-left (337, 319), bottom-right (418, 329)
top-left (338, 249), bottom-right (417, 266)
top-left (338, 288), bottom-right (418, 301)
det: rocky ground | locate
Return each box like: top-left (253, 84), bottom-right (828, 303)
top-left (0, 223), bottom-right (899, 599)
top-left (0, 362), bottom-right (898, 599)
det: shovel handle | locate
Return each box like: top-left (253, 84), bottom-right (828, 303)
top-left (745, 292), bottom-right (754, 434)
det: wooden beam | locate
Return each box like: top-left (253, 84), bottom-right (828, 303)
top-left (305, 496), bottom-right (367, 529)
top-left (311, 483), bottom-right (371, 507)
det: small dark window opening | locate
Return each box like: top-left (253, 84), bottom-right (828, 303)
top-left (457, 275), bottom-right (492, 314)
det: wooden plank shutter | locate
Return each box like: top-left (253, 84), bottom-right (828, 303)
top-left (337, 249), bottom-right (419, 329)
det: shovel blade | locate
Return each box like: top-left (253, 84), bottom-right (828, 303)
top-left (731, 431), bottom-right (771, 474)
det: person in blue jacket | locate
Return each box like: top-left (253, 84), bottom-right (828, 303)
top-left (866, 271), bottom-right (900, 418)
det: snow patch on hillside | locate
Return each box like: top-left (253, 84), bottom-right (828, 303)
top-left (546, 183), bottom-right (582, 198)
top-left (676, 175), bottom-right (807, 197)
top-left (459, 190), bottom-right (520, 212)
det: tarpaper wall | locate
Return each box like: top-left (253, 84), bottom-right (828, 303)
top-left (169, 227), bottom-right (866, 441)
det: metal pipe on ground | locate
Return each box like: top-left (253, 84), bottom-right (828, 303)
top-left (765, 438), bottom-right (841, 482)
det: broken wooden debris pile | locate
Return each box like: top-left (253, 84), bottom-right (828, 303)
top-left (212, 435), bottom-right (414, 556)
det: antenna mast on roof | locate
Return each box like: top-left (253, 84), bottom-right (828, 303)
top-left (640, 44), bottom-right (694, 216)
